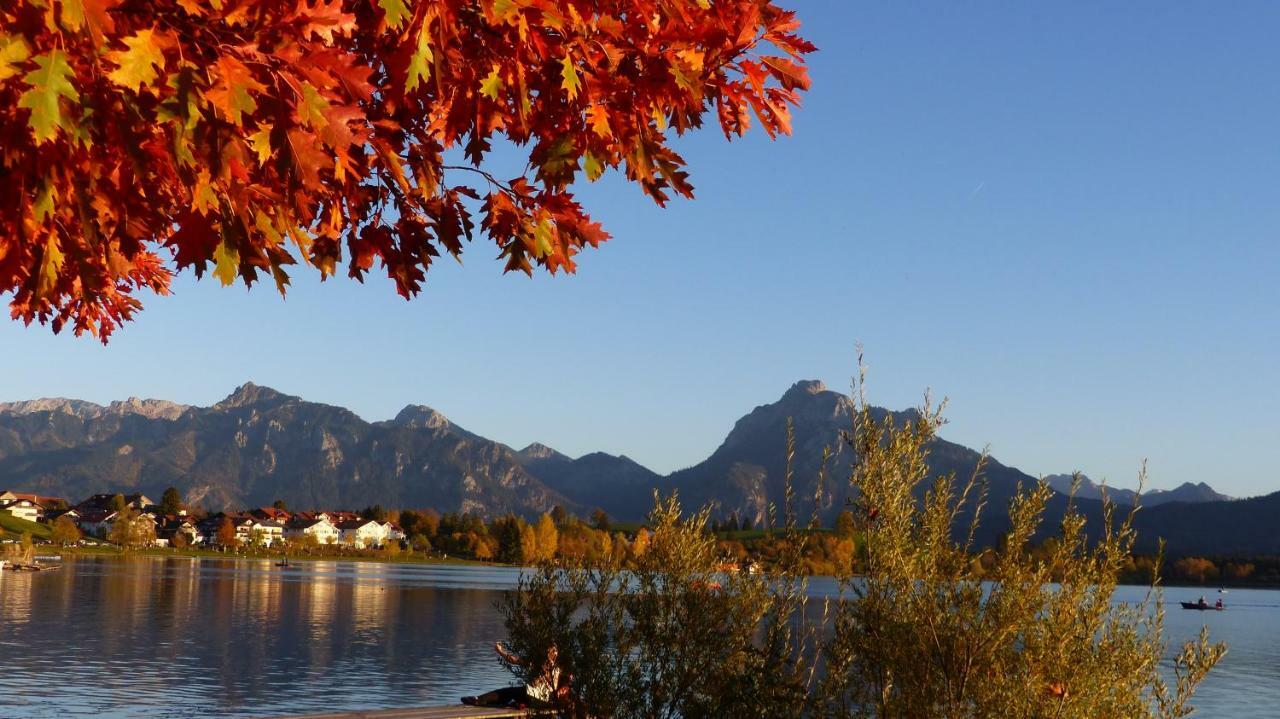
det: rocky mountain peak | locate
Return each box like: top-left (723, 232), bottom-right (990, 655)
top-left (106, 397), bottom-right (190, 420)
top-left (782, 379), bottom-right (829, 400)
top-left (519, 442), bottom-right (569, 462)
top-left (393, 404), bottom-right (453, 430)
top-left (0, 397), bottom-right (105, 419)
top-left (214, 382), bottom-right (288, 410)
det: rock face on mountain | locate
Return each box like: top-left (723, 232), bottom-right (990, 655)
top-left (0, 383), bottom-right (566, 515)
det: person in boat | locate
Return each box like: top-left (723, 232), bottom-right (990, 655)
top-left (1197, 595), bottom-right (1208, 609)
top-left (1215, 597), bottom-right (1224, 610)
top-left (462, 641), bottom-right (568, 709)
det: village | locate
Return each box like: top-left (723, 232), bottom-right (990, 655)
top-left (0, 490), bottom-right (405, 550)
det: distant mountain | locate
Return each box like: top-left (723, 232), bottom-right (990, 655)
top-left (0, 383), bottom-right (567, 515)
top-left (515, 444), bottom-right (661, 520)
top-left (0, 380), bottom-right (1256, 556)
top-left (654, 380), bottom-right (1057, 527)
top-left (1044, 475), bottom-right (1231, 507)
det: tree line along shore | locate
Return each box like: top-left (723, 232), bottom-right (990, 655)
top-left (2, 486), bottom-right (1274, 587)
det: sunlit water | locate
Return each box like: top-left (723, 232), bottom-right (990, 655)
top-left (0, 557), bottom-right (1275, 717)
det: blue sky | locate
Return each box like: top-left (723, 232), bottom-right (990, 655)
top-left (2, 2), bottom-right (1277, 496)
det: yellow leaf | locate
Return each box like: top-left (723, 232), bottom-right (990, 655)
top-left (378, 0), bottom-right (410, 30)
top-left (480, 64), bottom-right (503, 100)
top-left (213, 239), bottom-right (239, 286)
top-left (583, 152), bottom-right (604, 182)
top-left (32, 179), bottom-right (56, 222)
top-left (192, 169), bottom-right (218, 215)
top-left (247, 124), bottom-right (274, 165)
top-left (560, 55), bottom-right (580, 100)
top-left (296, 82), bottom-right (328, 128)
top-left (255, 210), bottom-right (282, 245)
top-left (106, 29), bottom-right (166, 92)
top-left (0, 34), bottom-right (30, 82)
top-left (405, 24), bottom-right (433, 93)
top-left (532, 218), bottom-right (554, 258)
top-left (207, 56), bottom-right (265, 127)
top-left (18, 50), bottom-right (79, 144)
top-left (652, 105), bottom-right (667, 131)
top-left (37, 233), bottom-right (63, 298)
top-left (488, 0), bottom-right (518, 23)
top-left (586, 103), bottom-right (611, 137)
top-left (58, 0), bottom-right (85, 32)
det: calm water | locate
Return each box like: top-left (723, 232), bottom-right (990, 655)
top-left (1, 557), bottom-right (1276, 718)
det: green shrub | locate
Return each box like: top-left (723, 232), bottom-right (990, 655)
top-left (503, 365), bottom-right (1224, 718)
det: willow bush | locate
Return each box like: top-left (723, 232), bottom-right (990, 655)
top-left (502, 368), bottom-right (1224, 718)
top-left (500, 491), bottom-right (818, 719)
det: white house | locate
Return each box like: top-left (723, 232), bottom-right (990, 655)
top-left (157, 516), bottom-right (204, 546)
top-left (235, 517), bottom-right (285, 547)
top-left (286, 516), bottom-right (340, 545)
top-left (0, 498), bottom-right (42, 523)
top-left (338, 518), bottom-right (387, 548)
top-left (382, 522), bottom-right (405, 543)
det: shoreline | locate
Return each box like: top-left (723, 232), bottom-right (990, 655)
top-left (37, 548), bottom-right (1280, 591)
top-left (53, 545), bottom-right (504, 568)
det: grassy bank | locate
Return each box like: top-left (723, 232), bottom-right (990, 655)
top-left (0, 513), bottom-right (51, 540)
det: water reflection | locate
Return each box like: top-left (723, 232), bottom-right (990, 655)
top-left (0, 557), bottom-right (518, 718)
top-left (2, 558), bottom-right (1277, 717)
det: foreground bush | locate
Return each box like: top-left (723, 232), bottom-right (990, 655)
top-left (502, 369), bottom-right (1224, 718)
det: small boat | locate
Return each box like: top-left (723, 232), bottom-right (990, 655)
top-left (1179, 601), bottom-right (1224, 611)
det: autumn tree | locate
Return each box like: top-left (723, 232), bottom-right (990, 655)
top-left (1173, 556), bottom-right (1220, 585)
top-left (591, 508), bottom-right (611, 532)
top-left (0, 0), bottom-right (813, 340)
top-left (50, 514), bottom-right (82, 546)
top-left (534, 512), bottom-right (559, 562)
top-left (108, 506), bottom-right (156, 549)
top-left (216, 517), bottom-right (238, 550)
top-left (833, 509), bottom-right (855, 538)
top-left (159, 486), bottom-right (184, 515)
top-left (519, 521), bottom-right (538, 563)
top-left (550, 505), bottom-right (570, 527)
top-left (1225, 562), bottom-right (1255, 581)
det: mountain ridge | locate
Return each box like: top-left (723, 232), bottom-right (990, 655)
top-left (0, 381), bottom-right (1256, 555)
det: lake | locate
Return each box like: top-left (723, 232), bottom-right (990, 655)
top-left (0, 557), bottom-right (1275, 718)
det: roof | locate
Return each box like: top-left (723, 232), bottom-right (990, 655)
top-left (337, 518), bottom-right (381, 530)
top-left (289, 517), bottom-right (335, 530)
top-left (0, 492), bottom-right (65, 507)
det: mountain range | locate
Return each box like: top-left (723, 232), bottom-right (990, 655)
top-left (1, 380), bottom-right (1271, 556)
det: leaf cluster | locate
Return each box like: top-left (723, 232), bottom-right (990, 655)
top-left (0, 0), bottom-right (813, 339)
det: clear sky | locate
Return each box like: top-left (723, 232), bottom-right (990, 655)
top-left (1, 2), bottom-right (1276, 496)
